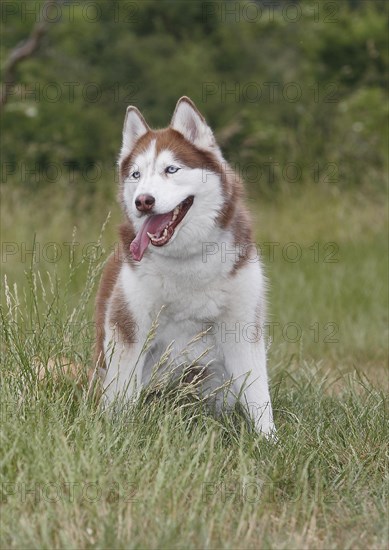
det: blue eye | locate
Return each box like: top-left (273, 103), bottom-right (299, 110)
top-left (165, 165), bottom-right (180, 174)
top-left (132, 171), bottom-right (141, 179)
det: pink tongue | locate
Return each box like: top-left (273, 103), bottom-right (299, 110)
top-left (130, 212), bottom-right (173, 261)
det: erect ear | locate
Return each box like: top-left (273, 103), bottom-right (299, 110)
top-left (170, 96), bottom-right (216, 149)
top-left (120, 106), bottom-right (150, 161)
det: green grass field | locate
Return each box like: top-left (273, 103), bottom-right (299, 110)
top-left (1, 184), bottom-right (388, 549)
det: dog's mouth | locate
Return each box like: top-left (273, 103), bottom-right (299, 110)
top-left (130, 196), bottom-right (194, 261)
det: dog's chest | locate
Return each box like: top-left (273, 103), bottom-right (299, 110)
top-left (121, 253), bottom-right (234, 323)
top-left (118, 259), bottom-right (233, 368)
top-left (142, 261), bottom-right (230, 321)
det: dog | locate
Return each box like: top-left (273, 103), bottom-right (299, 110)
top-left (94, 97), bottom-right (275, 435)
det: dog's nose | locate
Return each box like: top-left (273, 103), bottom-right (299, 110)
top-left (135, 194), bottom-right (155, 212)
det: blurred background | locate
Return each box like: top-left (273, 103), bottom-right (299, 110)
top-left (1, 0), bottom-right (388, 374)
top-left (1, 0), bottom-right (387, 194)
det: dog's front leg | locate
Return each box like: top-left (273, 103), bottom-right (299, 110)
top-left (222, 335), bottom-right (275, 436)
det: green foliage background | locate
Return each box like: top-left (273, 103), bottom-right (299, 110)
top-left (1, 0), bottom-right (388, 196)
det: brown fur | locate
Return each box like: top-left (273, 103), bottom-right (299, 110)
top-left (231, 206), bottom-right (253, 274)
top-left (93, 247), bottom-right (123, 372)
top-left (118, 221), bottom-right (137, 265)
top-left (93, 224), bottom-right (139, 373)
top-left (110, 285), bottom-right (138, 347)
top-left (120, 128), bottom-right (221, 180)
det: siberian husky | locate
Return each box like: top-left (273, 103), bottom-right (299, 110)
top-left (94, 97), bottom-right (275, 435)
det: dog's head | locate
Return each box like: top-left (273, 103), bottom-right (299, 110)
top-left (118, 97), bottom-right (234, 261)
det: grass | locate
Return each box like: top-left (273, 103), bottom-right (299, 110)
top-left (1, 183), bottom-right (388, 549)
